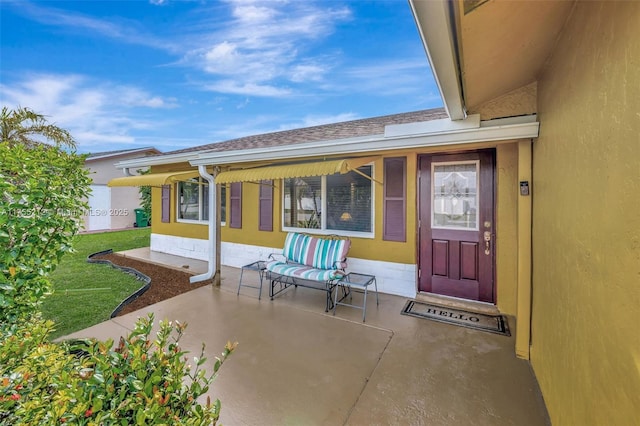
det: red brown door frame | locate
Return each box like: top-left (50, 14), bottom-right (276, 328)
top-left (418, 150), bottom-right (496, 303)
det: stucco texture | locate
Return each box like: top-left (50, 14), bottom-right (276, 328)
top-left (495, 144), bottom-right (519, 315)
top-left (532, 2), bottom-right (640, 424)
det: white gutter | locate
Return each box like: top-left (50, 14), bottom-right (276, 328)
top-left (115, 151), bottom-right (200, 169)
top-left (409, 0), bottom-right (466, 120)
top-left (190, 116), bottom-right (539, 166)
top-left (189, 165), bottom-right (217, 284)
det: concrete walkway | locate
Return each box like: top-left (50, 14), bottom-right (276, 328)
top-left (64, 249), bottom-right (549, 425)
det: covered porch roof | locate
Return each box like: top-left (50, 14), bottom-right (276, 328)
top-left (410, 0), bottom-right (575, 117)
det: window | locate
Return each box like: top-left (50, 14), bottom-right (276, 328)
top-left (431, 161), bottom-right (478, 230)
top-left (283, 165), bottom-right (373, 236)
top-left (220, 185), bottom-right (226, 224)
top-left (177, 178), bottom-right (226, 224)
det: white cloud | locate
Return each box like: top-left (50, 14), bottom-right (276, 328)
top-left (290, 64), bottom-right (327, 83)
top-left (231, 4), bottom-right (275, 24)
top-left (183, 2), bottom-right (352, 95)
top-left (338, 60), bottom-right (437, 96)
top-left (0, 73), bottom-right (177, 149)
top-left (119, 88), bottom-right (178, 108)
top-left (150, 0), bottom-right (169, 5)
top-left (204, 80), bottom-right (291, 97)
top-left (12, 2), bottom-right (174, 51)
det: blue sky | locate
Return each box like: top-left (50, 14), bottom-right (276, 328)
top-left (0, 0), bottom-right (442, 153)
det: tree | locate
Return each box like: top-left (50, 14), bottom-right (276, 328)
top-left (137, 168), bottom-right (152, 222)
top-left (0, 106), bottom-right (89, 321)
top-left (0, 106), bottom-right (76, 149)
top-left (0, 108), bottom-right (235, 424)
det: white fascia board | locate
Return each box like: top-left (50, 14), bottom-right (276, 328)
top-left (190, 120), bottom-right (539, 166)
top-left (385, 114), bottom-right (480, 137)
top-left (86, 147), bottom-right (159, 162)
top-left (114, 152), bottom-right (199, 169)
top-left (409, 0), bottom-right (465, 120)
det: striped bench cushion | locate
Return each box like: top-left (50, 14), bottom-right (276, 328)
top-left (282, 232), bottom-right (350, 270)
top-left (265, 261), bottom-right (345, 282)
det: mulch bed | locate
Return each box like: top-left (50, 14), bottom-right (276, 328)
top-left (96, 253), bottom-right (210, 317)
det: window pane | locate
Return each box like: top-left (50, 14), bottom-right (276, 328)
top-left (178, 180), bottom-right (200, 220)
top-left (283, 176), bottom-right (321, 229)
top-left (220, 185), bottom-right (227, 223)
top-left (326, 166), bottom-right (372, 233)
top-left (432, 162), bottom-right (478, 230)
top-left (201, 181), bottom-right (209, 221)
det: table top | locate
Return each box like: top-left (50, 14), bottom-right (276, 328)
top-left (339, 272), bottom-right (375, 286)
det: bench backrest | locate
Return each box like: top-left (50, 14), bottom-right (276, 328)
top-left (282, 232), bottom-right (350, 270)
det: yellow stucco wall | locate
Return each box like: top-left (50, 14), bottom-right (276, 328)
top-left (150, 146), bottom-right (520, 314)
top-left (219, 156), bottom-right (422, 264)
top-left (532, 2), bottom-right (640, 424)
top-left (495, 144), bottom-right (518, 315)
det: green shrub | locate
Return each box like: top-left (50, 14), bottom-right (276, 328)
top-left (0, 313), bottom-right (236, 425)
top-left (1, 108), bottom-right (235, 424)
top-left (137, 168), bottom-right (152, 223)
top-left (0, 142), bottom-right (91, 322)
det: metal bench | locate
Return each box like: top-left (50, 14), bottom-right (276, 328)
top-left (265, 232), bottom-right (351, 312)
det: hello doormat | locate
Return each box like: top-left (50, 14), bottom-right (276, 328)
top-left (401, 300), bottom-right (510, 336)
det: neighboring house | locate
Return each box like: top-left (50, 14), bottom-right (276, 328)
top-left (109, 1), bottom-right (639, 424)
top-left (84, 147), bottom-right (160, 231)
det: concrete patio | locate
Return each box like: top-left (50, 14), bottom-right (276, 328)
top-left (64, 248), bottom-right (549, 425)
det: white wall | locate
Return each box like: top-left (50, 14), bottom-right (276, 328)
top-left (150, 233), bottom-right (417, 297)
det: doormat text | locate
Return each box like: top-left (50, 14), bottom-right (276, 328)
top-left (401, 300), bottom-right (510, 336)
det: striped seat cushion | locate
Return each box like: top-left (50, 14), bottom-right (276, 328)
top-left (265, 261), bottom-right (345, 282)
top-left (282, 232), bottom-right (350, 270)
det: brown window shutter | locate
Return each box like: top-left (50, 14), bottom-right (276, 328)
top-left (161, 185), bottom-right (170, 223)
top-left (383, 157), bottom-right (406, 242)
top-left (230, 182), bottom-right (242, 229)
top-left (259, 180), bottom-right (273, 231)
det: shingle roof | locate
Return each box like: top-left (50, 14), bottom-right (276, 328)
top-left (162, 108), bottom-right (447, 156)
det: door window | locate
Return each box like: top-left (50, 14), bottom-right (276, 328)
top-left (431, 161), bottom-right (479, 230)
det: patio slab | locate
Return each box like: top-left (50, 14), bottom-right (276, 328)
top-left (63, 252), bottom-right (549, 425)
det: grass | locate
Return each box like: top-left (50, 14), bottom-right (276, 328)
top-left (41, 228), bottom-right (151, 340)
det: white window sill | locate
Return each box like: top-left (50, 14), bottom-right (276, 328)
top-left (175, 219), bottom-right (227, 226)
top-left (176, 219), bottom-right (208, 225)
top-left (282, 227), bottom-right (374, 239)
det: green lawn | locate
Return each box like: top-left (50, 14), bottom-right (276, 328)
top-left (41, 228), bottom-right (151, 339)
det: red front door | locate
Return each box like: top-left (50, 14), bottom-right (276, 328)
top-left (418, 150), bottom-right (495, 303)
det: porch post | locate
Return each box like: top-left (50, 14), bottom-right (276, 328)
top-left (515, 139), bottom-right (533, 359)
